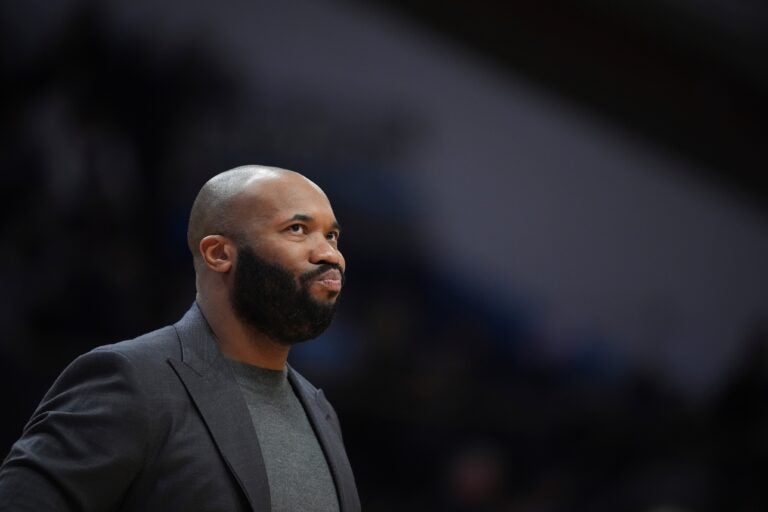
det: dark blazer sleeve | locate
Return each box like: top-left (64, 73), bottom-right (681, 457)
top-left (0, 348), bottom-right (150, 511)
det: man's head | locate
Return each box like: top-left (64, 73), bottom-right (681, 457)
top-left (187, 165), bottom-right (345, 345)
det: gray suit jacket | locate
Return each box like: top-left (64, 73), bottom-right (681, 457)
top-left (0, 304), bottom-right (360, 511)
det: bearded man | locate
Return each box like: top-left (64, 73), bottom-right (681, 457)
top-left (0, 165), bottom-right (360, 512)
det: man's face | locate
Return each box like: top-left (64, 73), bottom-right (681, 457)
top-left (228, 174), bottom-right (345, 345)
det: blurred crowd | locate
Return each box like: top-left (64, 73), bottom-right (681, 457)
top-left (1, 3), bottom-right (766, 511)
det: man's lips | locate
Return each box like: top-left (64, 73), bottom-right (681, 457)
top-left (313, 268), bottom-right (343, 292)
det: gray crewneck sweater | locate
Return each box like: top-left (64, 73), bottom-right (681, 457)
top-left (227, 359), bottom-right (339, 512)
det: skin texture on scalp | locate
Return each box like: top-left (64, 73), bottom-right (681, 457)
top-left (187, 165), bottom-right (286, 266)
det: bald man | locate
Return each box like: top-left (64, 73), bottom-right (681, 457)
top-left (0, 166), bottom-right (360, 512)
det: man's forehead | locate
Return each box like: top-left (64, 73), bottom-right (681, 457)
top-left (237, 174), bottom-right (335, 221)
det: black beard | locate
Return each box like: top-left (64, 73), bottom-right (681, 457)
top-left (230, 244), bottom-right (342, 345)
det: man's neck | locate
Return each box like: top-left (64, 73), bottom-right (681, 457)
top-left (197, 294), bottom-right (290, 370)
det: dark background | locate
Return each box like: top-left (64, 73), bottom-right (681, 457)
top-left (1, 1), bottom-right (767, 511)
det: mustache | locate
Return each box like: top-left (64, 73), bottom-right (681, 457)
top-left (299, 263), bottom-right (345, 286)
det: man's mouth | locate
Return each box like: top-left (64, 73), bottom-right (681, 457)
top-left (313, 268), bottom-right (343, 292)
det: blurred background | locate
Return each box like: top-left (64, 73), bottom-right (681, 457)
top-left (1, 0), bottom-right (767, 510)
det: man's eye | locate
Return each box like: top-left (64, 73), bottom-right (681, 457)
top-left (326, 231), bottom-right (340, 241)
top-left (289, 224), bottom-right (306, 234)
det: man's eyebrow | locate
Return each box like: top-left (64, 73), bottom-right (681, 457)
top-left (289, 214), bottom-right (342, 232)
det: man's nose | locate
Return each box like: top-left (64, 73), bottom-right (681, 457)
top-left (309, 235), bottom-right (342, 266)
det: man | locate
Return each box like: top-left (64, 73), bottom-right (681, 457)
top-left (0, 165), bottom-right (360, 511)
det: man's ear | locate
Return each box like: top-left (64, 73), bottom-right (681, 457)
top-left (199, 235), bottom-right (235, 273)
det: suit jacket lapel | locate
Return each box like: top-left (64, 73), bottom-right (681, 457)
top-left (289, 368), bottom-right (360, 512)
top-left (169, 304), bottom-right (270, 512)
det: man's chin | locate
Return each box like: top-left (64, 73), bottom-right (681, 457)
top-left (307, 290), bottom-right (340, 305)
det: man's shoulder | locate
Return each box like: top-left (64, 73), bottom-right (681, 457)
top-left (87, 322), bottom-right (181, 370)
top-left (45, 320), bottom-right (186, 403)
